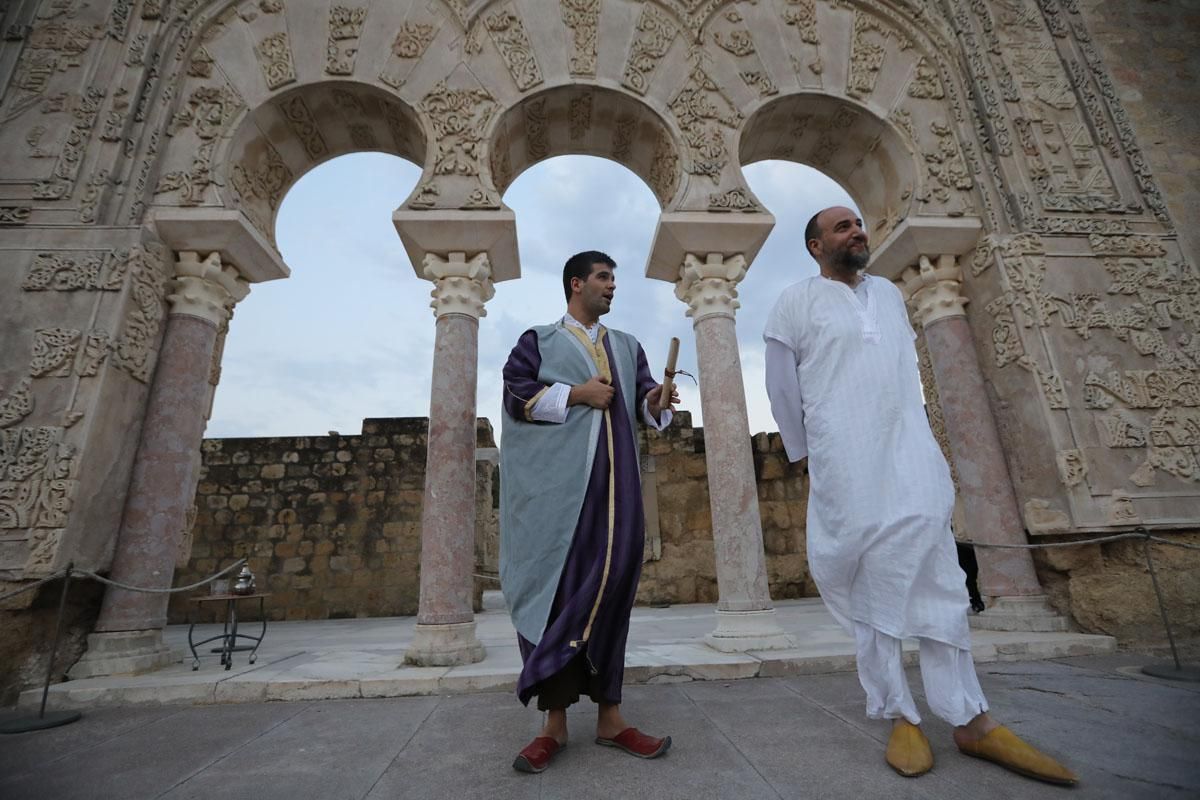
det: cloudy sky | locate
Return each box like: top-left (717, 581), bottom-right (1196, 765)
top-left (206, 154), bottom-right (855, 441)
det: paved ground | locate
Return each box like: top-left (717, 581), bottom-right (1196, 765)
top-left (2, 652), bottom-right (1197, 800)
top-left (21, 599), bottom-right (1115, 709)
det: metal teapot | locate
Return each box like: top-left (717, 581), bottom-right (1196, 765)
top-left (232, 565), bottom-right (256, 595)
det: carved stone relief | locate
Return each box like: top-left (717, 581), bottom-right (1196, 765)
top-left (560, 0), bottom-right (598, 77)
top-left (255, 31), bottom-right (296, 91)
top-left (30, 328), bottom-right (82, 378)
top-left (709, 9), bottom-right (777, 98)
top-left (0, 426), bottom-right (79, 535)
top-left (277, 95), bottom-right (329, 161)
top-left (524, 96), bottom-right (549, 162)
top-left (155, 84), bottom-right (243, 206)
top-left (669, 66), bottom-right (742, 181)
top-left (568, 91), bottom-right (592, 142)
top-left (326, 6), bottom-right (367, 76)
top-left (229, 140), bottom-right (291, 236)
top-left (111, 245), bottom-right (169, 384)
top-left (846, 9), bottom-right (891, 100)
top-left (421, 82), bottom-right (495, 178)
top-left (622, 4), bottom-right (678, 96)
top-left (380, 21), bottom-right (438, 88)
top-left (484, 6), bottom-right (543, 92)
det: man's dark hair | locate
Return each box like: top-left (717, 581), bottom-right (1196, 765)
top-left (563, 250), bottom-right (616, 301)
top-left (804, 210), bottom-right (824, 257)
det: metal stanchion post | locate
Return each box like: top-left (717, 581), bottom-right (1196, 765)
top-left (1139, 532), bottom-right (1200, 683)
top-left (0, 564), bottom-right (83, 734)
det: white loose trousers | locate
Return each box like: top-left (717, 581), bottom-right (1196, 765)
top-left (855, 622), bottom-right (989, 727)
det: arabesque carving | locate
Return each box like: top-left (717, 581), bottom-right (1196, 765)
top-left (669, 66), bottom-right (742, 181)
top-left (278, 95), bottom-right (329, 160)
top-left (111, 246), bottom-right (168, 384)
top-left (255, 32), bottom-right (296, 90)
top-left (156, 84), bottom-right (243, 205)
top-left (0, 426), bottom-right (78, 533)
top-left (560, 0), bottom-right (598, 77)
top-left (846, 9), bottom-right (891, 100)
top-left (622, 5), bottom-right (677, 96)
top-left (0, 380), bottom-right (34, 429)
top-left (30, 328), bottom-right (82, 378)
top-left (485, 6), bottom-right (543, 91)
top-left (421, 82), bottom-right (495, 177)
top-left (23, 250), bottom-right (128, 291)
top-left (326, 6), bottom-right (368, 76)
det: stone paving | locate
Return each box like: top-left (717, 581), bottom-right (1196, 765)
top-left (17, 598), bottom-right (1114, 710)
top-left (2, 652), bottom-right (1198, 800)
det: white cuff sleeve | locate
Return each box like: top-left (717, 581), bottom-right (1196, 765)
top-left (530, 382), bottom-right (570, 423)
top-left (642, 399), bottom-right (672, 431)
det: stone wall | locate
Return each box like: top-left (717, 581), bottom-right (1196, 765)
top-left (1034, 531), bottom-right (1200, 651)
top-left (637, 412), bottom-right (813, 606)
top-left (168, 418), bottom-right (494, 624)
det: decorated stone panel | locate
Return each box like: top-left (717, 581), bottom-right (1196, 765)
top-left (968, 231), bottom-right (1198, 533)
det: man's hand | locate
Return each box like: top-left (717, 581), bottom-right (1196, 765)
top-left (569, 376), bottom-right (615, 409)
top-left (646, 383), bottom-right (680, 420)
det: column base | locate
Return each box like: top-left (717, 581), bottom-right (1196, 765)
top-left (969, 595), bottom-right (1070, 633)
top-left (704, 609), bottom-right (798, 653)
top-left (403, 621), bottom-right (486, 666)
top-left (68, 631), bottom-right (177, 679)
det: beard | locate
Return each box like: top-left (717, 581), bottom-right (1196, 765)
top-left (831, 241), bottom-right (870, 275)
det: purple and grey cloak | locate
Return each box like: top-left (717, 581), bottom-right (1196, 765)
top-left (500, 321), bottom-right (660, 705)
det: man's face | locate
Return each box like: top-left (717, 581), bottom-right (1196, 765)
top-left (811, 207), bottom-right (870, 274)
top-left (574, 262), bottom-right (615, 317)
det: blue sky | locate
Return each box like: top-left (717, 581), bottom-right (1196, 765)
top-left (206, 154), bottom-right (855, 440)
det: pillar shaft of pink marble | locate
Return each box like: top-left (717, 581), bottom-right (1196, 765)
top-left (923, 314), bottom-right (1041, 597)
top-left (96, 313), bottom-right (219, 632)
top-left (693, 314), bottom-right (774, 613)
top-left (415, 313), bottom-right (478, 625)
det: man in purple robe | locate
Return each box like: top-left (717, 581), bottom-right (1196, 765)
top-left (500, 251), bottom-right (677, 773)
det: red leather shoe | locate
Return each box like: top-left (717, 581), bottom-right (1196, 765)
top-left (595, 727), bottom-right (672, 759)
top-left (512, 736), bottom-right (565, 773)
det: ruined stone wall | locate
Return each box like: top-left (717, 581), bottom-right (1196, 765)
top-left (168, 418), bottom-right (494, 624)
top-left (636, 413), bottom-right (813, 606)
top-left (1033, 531), bottom-right (1200, 650)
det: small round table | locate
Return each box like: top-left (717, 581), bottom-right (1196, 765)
top-left (187, 592), bottom-right (269, 671)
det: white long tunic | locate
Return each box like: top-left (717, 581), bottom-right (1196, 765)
top-left (764, 274), bottom-right (971, 650)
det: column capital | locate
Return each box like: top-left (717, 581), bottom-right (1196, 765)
top-left (167, 251), bottom-right (249, 326)
top-left (898, 253), bottom-right (967, 327)
top-left (675, 252), bottom-right (747, 321)
top-left (422, 252), bottom-right (495, 319)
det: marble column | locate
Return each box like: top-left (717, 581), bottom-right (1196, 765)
top-left (403, 252), bottom-right (491, 666)
top-left (900, 255), bottom-right (1066, 632)
top-left (73, 252), bottom-right (249, 677)
top-left (676, 253), bottom-right (796, 652)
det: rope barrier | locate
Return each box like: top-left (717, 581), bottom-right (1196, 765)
top-left (0, 571), bottom-right (67, 604)
top-left (958, 529), bottom-right (1200, 551)
top-left (73, 558), bottom-right (247, 594)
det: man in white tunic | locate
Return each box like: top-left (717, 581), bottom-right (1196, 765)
top-left (763, 206), bottom-right (1076, 785)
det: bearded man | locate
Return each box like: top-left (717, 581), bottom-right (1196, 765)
top-left (763, 206), bottom-right (1076, 786)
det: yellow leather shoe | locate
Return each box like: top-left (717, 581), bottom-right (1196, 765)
top-left (886, 720), bottom-right (933, 777)
top-left (957, 725), bottom-right (1078, 786)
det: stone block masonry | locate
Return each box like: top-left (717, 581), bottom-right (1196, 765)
top-left (636, 412), bottom-right (815, 606)
top-left (168, 418), bottom-right (495, 624)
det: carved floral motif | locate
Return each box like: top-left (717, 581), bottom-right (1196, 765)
top-left (255, 32), bottom-right (296, 90)
top-left (560, 0), bottom-right (598, 77)
top-left (622, 5), bottom-right (677, 96)
top-left (326, 6), bottom-right (367, 76)
top-left (484, 6), bottom-right (543, 91)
